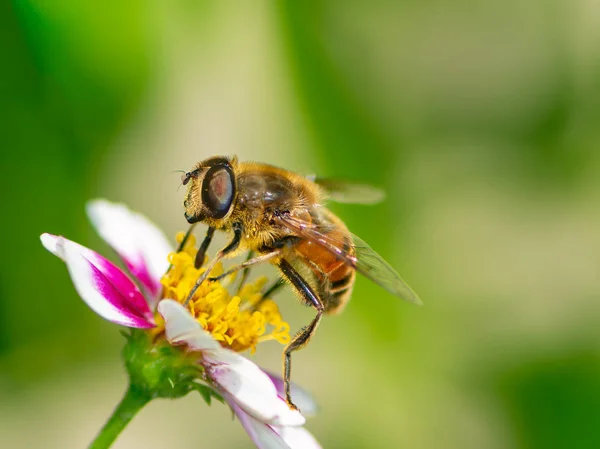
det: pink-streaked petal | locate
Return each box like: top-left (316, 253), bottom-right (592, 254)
top-left (229, 401), bottom-right (291, 449)
top-left (41, 235), bottom-right (155, 328)
top-left (273, 426), bottom-right (322, 449)
top-left (158, 300), bottom-right (221, 351)
top-left (86, 199), bottom-right (172, 299)
top-left (41, 233), bottom-right (63, 259)
top-left (265, 371), bottom-right (318, 418)
top-left (203, 348), bottom-right (306, 427)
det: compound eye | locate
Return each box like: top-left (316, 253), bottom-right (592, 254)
top-left (202, 165), bottom-right (234, 218)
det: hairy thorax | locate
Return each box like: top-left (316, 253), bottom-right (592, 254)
top-left (232, 163), bottom-right (321, 250)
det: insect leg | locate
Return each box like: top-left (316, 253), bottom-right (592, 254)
top-left (165, 224), bottom-right (198, 274)
top-left (177, 223), bottom-right (197, 252)
top-left (277, 258), bottom-right (324, 411)
top-left (209, 250), bottom-right (281, 282)
top-left (250, 278), bottom-right (285, 310)
top-left (184, 224), bottom-right (242, 306)
top-left (262, 277), bottom-right (285, 297)
top-left (235, 250), bottom-right (255, 293)
top-left (194, 226), bottom-right (216, 269)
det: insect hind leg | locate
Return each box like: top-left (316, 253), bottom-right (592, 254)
top-left (277, 258), bottom-right (324, 411)
top-left (284, 313), bottom-right (323, 411)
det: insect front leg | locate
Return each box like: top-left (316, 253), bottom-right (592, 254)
top-left (194, 226), bottom-right (216, 269)
top-left (184, 223), bottom-right (242, 306)
top-left (177, 223), bottom-right (197, 252)
top-left (166, 223), bottom-right (198, 273)
top-left (277, 258), bottom-right (324, 411)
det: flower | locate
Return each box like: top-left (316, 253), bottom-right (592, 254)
top-left (40, 199), bottom-right (321, 449)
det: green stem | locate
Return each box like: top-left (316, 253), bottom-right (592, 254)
top-left (88, 384), bottom-right (151, 449)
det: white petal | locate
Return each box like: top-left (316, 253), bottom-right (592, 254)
top-left (265, 371), bottom-right (319, 418)
top-left (158, 300), bottom-right (221, 351)
top-left (40, 233), bottom-right (64, 259)
top-left (230, 401), bottom-right (291, 449)
top-left (204, 348), bottom-right (305, 427)
top-left (86, 199), bottom-right (172, 297)
top-left (274, 426), bottom-right (322, 449)
top-left (158, 300), bottom-right (305, 427)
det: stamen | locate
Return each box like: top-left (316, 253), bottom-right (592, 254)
top-left (155, 232), bottom-right (290, 353)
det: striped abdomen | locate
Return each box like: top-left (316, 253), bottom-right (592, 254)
top-left (293, 213), bottom-right (356, 315)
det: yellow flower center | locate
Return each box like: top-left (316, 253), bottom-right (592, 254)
top-left (154, 232), bottom-right (290, 353)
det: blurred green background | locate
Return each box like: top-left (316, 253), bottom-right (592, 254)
top-left (2, 1), bottom-right (600, 448)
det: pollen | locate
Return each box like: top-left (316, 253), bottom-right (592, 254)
top-left (154, 232), bottom-right (290, 353)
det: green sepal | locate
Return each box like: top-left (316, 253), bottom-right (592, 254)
top-left (191, 383), bottom-right (224, 406)
top-left (121, 329), bottom-right (218, 403)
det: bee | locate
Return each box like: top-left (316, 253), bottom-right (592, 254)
top-left (181, 156), bottom-right (421, 410)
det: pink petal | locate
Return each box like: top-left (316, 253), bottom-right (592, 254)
top-left (86, 199), bottom-right (172, 299)
top-left (158, 299), bottom-right (221, 351)
top-left (265, 372), bottom-right (318, 418)
top-left (41, 234), bottom-right (155, 328)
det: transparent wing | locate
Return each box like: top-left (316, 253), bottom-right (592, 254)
top-left (352, 234), bottom-right (422, 305)
top-left (276, 213), bottom-right (421, 305)
top-left (310, 177), bottom-right (386, 205)
top-left (276, 212), bottom-right (358, 264)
